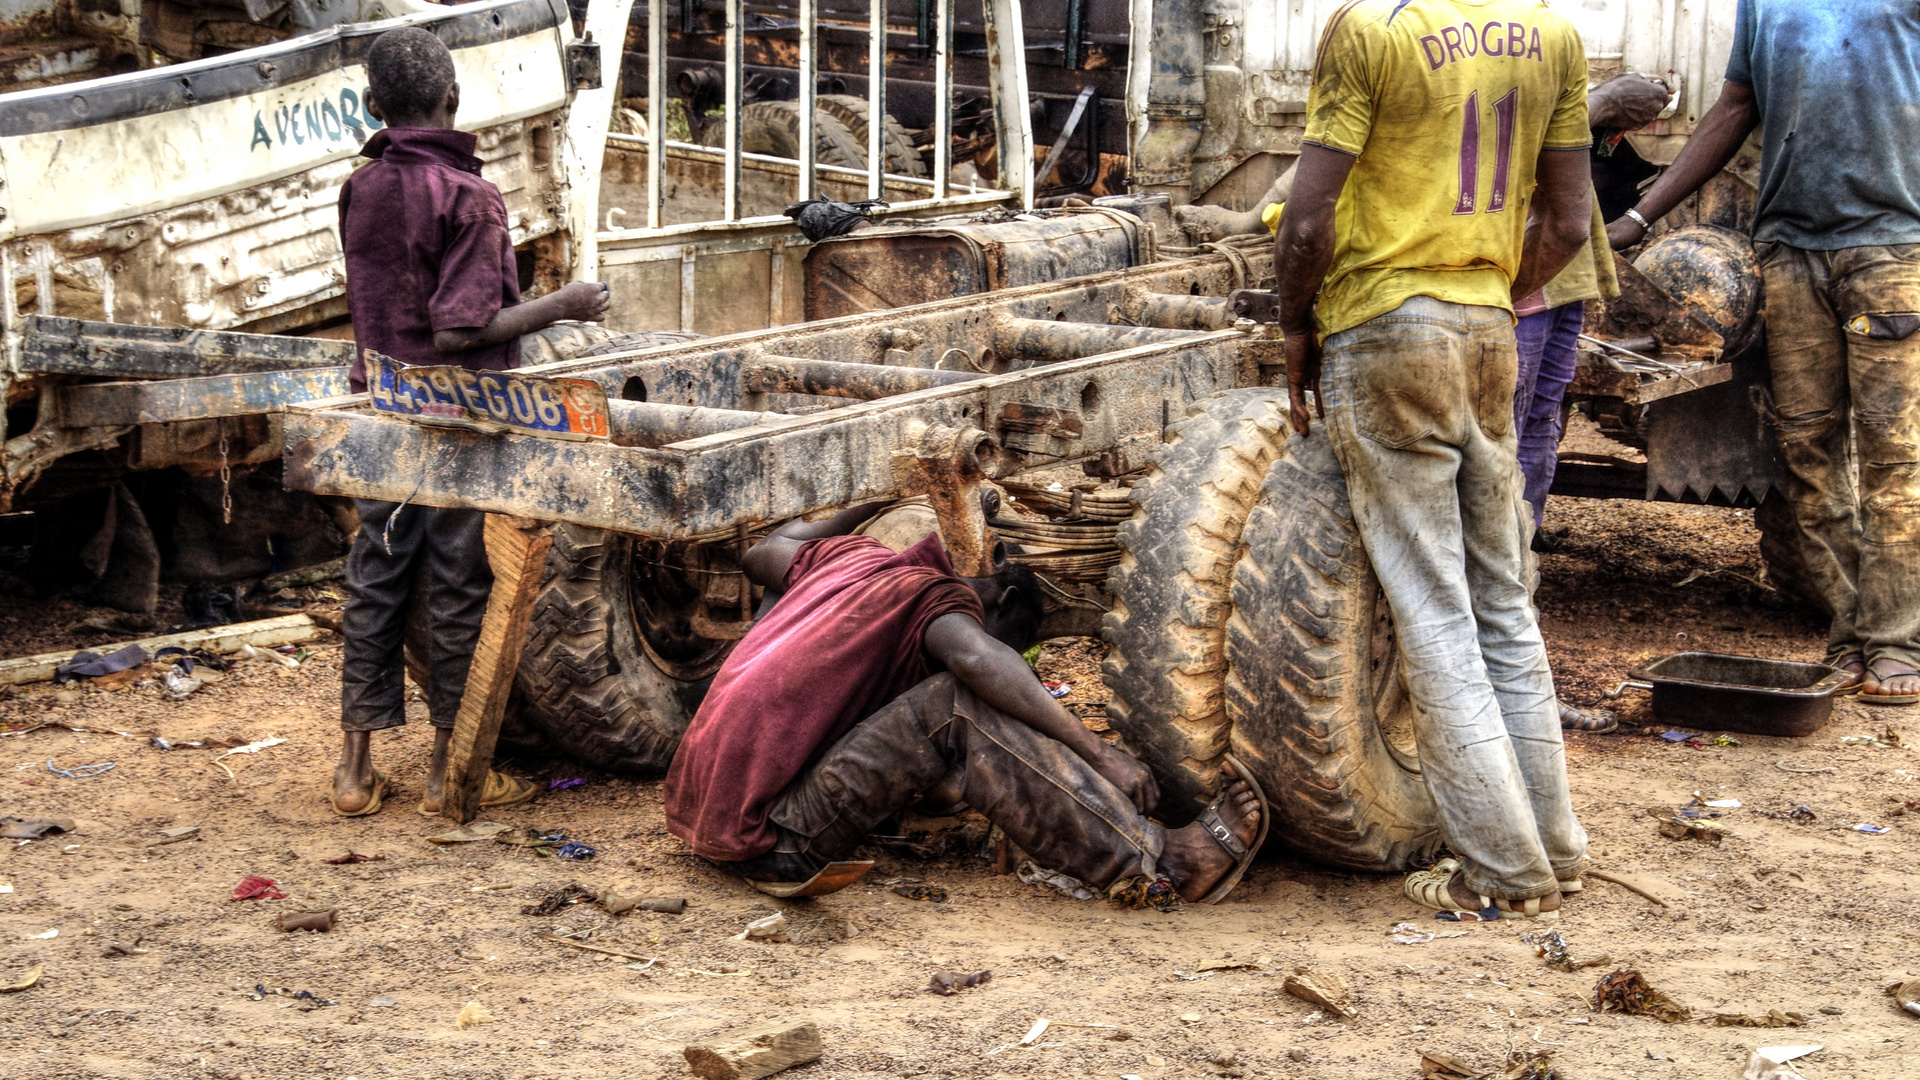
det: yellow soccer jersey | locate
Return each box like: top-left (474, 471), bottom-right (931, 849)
top-left (1303, 0), bottom-right (1590, 337)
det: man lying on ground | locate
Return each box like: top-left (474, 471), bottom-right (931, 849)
top-left (662, 503), bottom-right (1265, 903)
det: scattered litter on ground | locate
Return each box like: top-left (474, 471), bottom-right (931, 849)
top-left (1044, 681), bottom-right (1071, 698)
top-left (59, 843), bottom-right (79, 854)
top-left (230, 876), bottom-right (286, 901)
top-left (1715, 1010), bottom-right (1805, 1028)
top-left (734, 911), bottom-right (790, 942)
top-left (553, 841), bottom-right (596, 860)
top-left (1742, 1045), bottom-right (1821, 1080)
top-left (1593, 970), bottom-right (1691, 1023)
top-left (1284, 967), bottom-right (1355, 1018)
top-left (1659, 730), bottom-right (1693, 743)
top-left (1016, 860), bottom-right (1096, 901)
top-left (547, 778), bottom-right (586, 791)
top-left (161, 668), bottom-right (202, 700)
top-left (496, 827), bottom-right (569, 853)
top-left (248, 985), bottom-right (337, 1009)
top-left (275, 909), bottom-right (337, 932)
top-left (1852, 823), bottom-right (1891, 834)
top-left (892, 884), bottom-right (947, 902)
top-left (0, 966), bottom-right (44, 992)
top-left (1658, 817), bottom-right (1727, 842)
top-left (0, 816), bottom-right (75, 839)
top-left (520, 884), bottom-right (596, 916)
top-left (1890, 978), bottom-right (1920, 1016)
top-left (22, 928), bottom-right (57, 940)
top-left (369, 996), bottom-right (397, 1008)
top-left (54, 644), bottom-right (149, 684)
top-left (321, 851), bottom-right (383, 864)
top-left (239, 643), bottom-right (300, 669)
top-left (1524, 930), bottom-right (1609, 972)
top-left (453, 1001), bottom-right (494, 1028)
top-left (927, 969), bottom-right (992, 995)
top-left (47, 759), bottom-right (114, 779)
top-left (1842, 725), bottom-right (1907, 749)
top-left (212, 736), bottom-right (286, 762)
top-left (426, 821), bottom-right (513, 844)
top-left (1704, 798), bottom-right (1741, 808)
top-left (1390, 922), bottom-right (1435, 945)
top-left (1421, 1049), bottom-right (1558, 1080)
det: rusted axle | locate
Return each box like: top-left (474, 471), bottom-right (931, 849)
top-left (1128, 293), bottom-right (1235, 331)
top-left (740, 356), bottom-right (987, 400)
top-left (607, 400), bottom-right (794, 448)
top-left (992, 317), bottom-right (1206, 363)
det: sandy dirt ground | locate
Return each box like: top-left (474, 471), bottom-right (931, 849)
top-left (1, 491), bottom-right (1917, 1080)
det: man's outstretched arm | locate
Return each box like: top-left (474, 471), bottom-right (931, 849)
top-left (1606, 80), bottom-right (1758, 249)
top-left (1273, 143), bottom-right (1358, 436)
top-left (922, 613), bottom-right (1160, 813)
top-left (740, 503), bottom-right (888, 589)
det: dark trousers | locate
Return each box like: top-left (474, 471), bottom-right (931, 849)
top-left (720, 674), bottom-right (1166, 891)
top-left (340, 500), bottom-right (491, 731)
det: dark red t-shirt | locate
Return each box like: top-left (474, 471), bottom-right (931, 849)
top-left (338, 127), bottom-right (520, 392)
top-left (664, 534), bottom-right (986, 861)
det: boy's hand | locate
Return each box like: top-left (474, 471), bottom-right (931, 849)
top-left (555, 280), bottom-right (612, 322)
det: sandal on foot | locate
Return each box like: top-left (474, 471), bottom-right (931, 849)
top-left (1195, 754), bottom-right (1271, 906)
top-left (749, 860), bottom-right (875, 898)
top-left (1862, 658), bottom-right (1920, 706)
top-left (478, 771), bottom-right (541, 807)
top-left (1405, 857), bottom-right (1560, 921)
top-left (330, 769), bottom-right (388, 818)
top-left (1831, 653), bottom-right (1866, 696)
top-left (1559, 701), bottom-right (1618, 734)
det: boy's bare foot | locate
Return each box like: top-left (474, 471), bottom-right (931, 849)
top-left (417, 728), bottom-right (454, 814)
top-left (1158, 779), bottom-right (1262, 902)
top-left (331, 730), bottom-right (378, 815)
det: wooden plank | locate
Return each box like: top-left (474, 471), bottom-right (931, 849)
top-left (440, 516), bottom-right (554, 824)
top-left (683, 1019), bottom-right (823, 1080)
top-left (55, 367), bottom-right (349, 427)
top-left (0, 614), bottom-right (315, 686)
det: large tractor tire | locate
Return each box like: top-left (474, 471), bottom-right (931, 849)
top-left (703, 101), bottom-right (868, 170)
top-left (1101, 389), bottom-right (1291, 821)
top-left (815, 95), bottom-right (928, 178)
top-left (1222, 432), bottom-right (1441, 871)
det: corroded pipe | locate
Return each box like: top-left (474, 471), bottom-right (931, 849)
top-left (1131, 292), bottom-right (1234, 330)
top-left (606, 400), bottom-right (793, 448)
top-left (993, 318), bottom-right (1205, 362)
top-left (741, 356), bottom-right (986, 400)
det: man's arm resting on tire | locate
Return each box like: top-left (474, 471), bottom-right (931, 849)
top-left (740, 502), bottom-right (890, 589)
top-left (1606, 80), bottom-right (1758, 249)
top-left (1509, 148), bottom-right (1593, 303)
top-left (922, 612), bottom-right (1160, 814)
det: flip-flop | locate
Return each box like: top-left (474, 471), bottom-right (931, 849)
top-left (1405, 857), bottom-right (1559, 921)
top-left (1861, 659), bottom-right (1920, 706)
top-left (479, 770), bottom-right (542, 807)
top-left (748, 860), bottom-right (875, 898)
top-left (1831, 653), bottom-right (1866, 697)
top-left (1559, 701), bottom-right (1618, 734)
top-left (330, 768), bottom-right (388, 818)
top-left (1196, 754), bottom-right (1270, 905)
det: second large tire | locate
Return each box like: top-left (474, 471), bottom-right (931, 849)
top-left (1222, 431), bottom-right (1442, 871)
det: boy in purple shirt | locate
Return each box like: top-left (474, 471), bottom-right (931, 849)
top-left (330, 27), bottom-right (610, 817)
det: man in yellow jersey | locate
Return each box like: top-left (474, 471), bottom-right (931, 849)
top-left (1273, 0), bottom-right (1594, 919)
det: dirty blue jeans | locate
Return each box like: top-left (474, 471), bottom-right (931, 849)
top-left (1514, 302), bottom-right (1586, 525)
top-left (1319, 296), bottom-right (1587, 899)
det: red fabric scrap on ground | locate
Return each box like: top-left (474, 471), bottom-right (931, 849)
top-left (231, 876), bottom-right (286, 901)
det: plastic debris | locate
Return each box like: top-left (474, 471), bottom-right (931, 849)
top-left (1705, 798), bottom-right (1742, 808)
top-left (213, 736), bottom-right (286, 763)
top-left (1842, 725), bottom-right (1907, 749)
top-left (275, 909), bottom-right (338, 933)
top-left (553, 841), bottom-right (596, 860)
top-left (22, 929), bottom-right (57, 940)
top-left (1659, 730), bottom-right (1692, 743)
top-left (1016, 860), bottom-right (1096, 901)
top-left (520, 884), bottom-right (596, 916)
top-left (54, 644), bottom-right (149, 684)
top-left (454, 1002), bottom-right (494, 1029)
top-left (927, 969), bottom-right (992, 996)
top-left (0, 966), bottom-right (44, 992)
top-left (230, 876), bottom-right (286, 901)
top-left (1891, 978), bottom-right (1920, 1017)
top-left (1743, 1045), bottom-right (1821, 1080)
top-left (547, 777), bottom-right (587, 791)
top-left (1389, 922), bottom-right (1435, 945)
top-left (426, 821), bottom-right (513, 844)
top-left (46, 760), bottom-right (115, 779)
top-left (1283, 967), bottom-right (1355, 1019)
top-left (162, 667), bottom-right (203, 701)
top-left (0, 816), bottom-right (75, 840)
top-left (733, 911), bottom-right (790, 943)
top-left (892, 884), bottom-right (947, 902)
top-left (239, 643), bottom-right (299, 669)
top-left (369, 996), bottom-right (397, 1008)
top-left (1524, 929), bottom-right (1610, 972)
top-left (1044, 680), bottom-right (1071, 698)
top-left (1853, 824), bottom-right (1891, 834)
top-left (1592, 970), bottom-right (1691, 1023)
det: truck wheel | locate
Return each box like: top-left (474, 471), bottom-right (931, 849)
top-left (704, 102), bottom-right (869, 170)
top-left (1755, 489), bottom-right (1829, 616)
top-left (815, 95), bottom-right (928, 177)
top-left (514, 525), bottom-right (727, 772)
top-left (1101, 388), bottom-right (1290, 821)
top-left (1223, 432), bottom-right (1441, 871)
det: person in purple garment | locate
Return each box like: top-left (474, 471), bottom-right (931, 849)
top-left (329, 27), bottom-right (612, 817)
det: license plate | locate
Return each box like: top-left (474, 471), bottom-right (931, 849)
top-left (364, 351), bottom-right (610, 441)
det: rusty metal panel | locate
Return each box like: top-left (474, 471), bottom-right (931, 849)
top-left (55, 367), bottom-right (349, 427)
top-left (21, 316), bottom-right (352, 376)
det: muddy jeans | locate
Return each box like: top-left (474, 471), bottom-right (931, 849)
top-left (340, 500), bottom-right (492, 731)
top-left (1758, 242), bottom-right (1920, 671)
top-left (1319, 296), bottom-right (1587, 899)
top-left (1514, 302), bottom-right (1585, 526)
top-left (718, 673), bottom-right (1165, 891)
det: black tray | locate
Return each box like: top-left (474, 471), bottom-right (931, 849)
top-left (1626, 652), bottom-right (1851, 737)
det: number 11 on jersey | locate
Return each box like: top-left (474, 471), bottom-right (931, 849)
top-left (1453, 88), bottom-right (1518, 216)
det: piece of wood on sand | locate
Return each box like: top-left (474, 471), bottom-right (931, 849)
top-left (440, 516), bottom-right (553, 825)
top-left (683, 1020), bottom-right (822, 1080)
top-left (1283, 966), bottom-right (1356, 1018)
top-left (0, 614), bottom-right (315, 687)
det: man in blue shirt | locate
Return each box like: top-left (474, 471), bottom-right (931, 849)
top-left (1608, 0), bottom-right (1920, 705)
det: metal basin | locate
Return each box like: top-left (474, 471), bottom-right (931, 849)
top-left (1623, 651), bottom-right (1851, 737)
